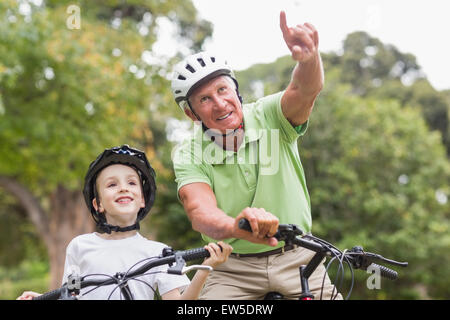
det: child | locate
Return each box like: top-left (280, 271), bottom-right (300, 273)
top-left (17, 145), bottom-right (232, 300)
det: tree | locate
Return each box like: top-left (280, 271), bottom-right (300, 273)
top-left (322, 32), bottom-right (450, 155)
top-left (361, 77), bottom-right (450, 156)
top-left (301, 84), bottom-right (449, 298)
top-left (236, 55), bottom-right (294, 103)
top-left (0, 0), bottom-right (211, 290)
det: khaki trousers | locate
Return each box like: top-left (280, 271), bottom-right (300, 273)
top-left (200, 246), bottom-right (343, 300)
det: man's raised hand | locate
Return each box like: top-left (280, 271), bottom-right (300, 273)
top-left (280, 11), bottom-right (319, 63)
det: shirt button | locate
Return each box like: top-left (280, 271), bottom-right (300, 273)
top-left (245, 171), bottom-right (249, 176)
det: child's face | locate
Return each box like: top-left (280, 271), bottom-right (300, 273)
top-left (93, 164), bottom-right (145, 226)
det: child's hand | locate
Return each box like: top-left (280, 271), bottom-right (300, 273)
top-left (202, 241), bottom-right (233, 268)
top-left (16, 291), bottom-right (41, 300)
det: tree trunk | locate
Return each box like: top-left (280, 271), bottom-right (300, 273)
top-left (0, 176), bottom-right (95, 290)
top-left (47, 185), bottom-right (95, 289)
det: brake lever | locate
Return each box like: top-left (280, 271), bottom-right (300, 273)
top-left (276, 224), bottom-right (303, 240)
top-left (347, 246), bottom-right (408, 269)
top-left (167, 262), bottom-right (213, 275)
top-left (179, 265), bottom-right (213, 275)
top-left (166, 251), bottom-right (186, 275)
top-left (363, 252), bottom-right (408, 268)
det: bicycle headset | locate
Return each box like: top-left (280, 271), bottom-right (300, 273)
top-left (82, 145), bottom-right (156, 234)
top-left (171, 51), bottom-right (244, 137)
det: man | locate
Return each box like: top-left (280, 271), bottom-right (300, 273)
top-left (170, 11), bottom-right (341, 300)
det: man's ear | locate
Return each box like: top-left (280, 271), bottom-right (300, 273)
top-left (92, 198), bottom-right (104, 213)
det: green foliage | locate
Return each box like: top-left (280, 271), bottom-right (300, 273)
top-left (236, 56), bottom-right (294, 102)
top-left (0, 193), bottom-right (48, 268)
top-left (302, 86), bottom-right (450, 299)
top-left (338, 31), bottom-right (422, 95)
top-left (1, 3), bottom-right (149, 193)
top-left (0, 193), bottom-right (49, 300)
top-left (0, 0), bottom-right (211, 193)
top-left (45, 0), bottom-right (213, 52)
top-left (0, 259), bottom-right (49, 300)
top-left (322, 32), bottom-right (450, 155)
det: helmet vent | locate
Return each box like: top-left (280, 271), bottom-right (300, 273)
top-left (197, 58), bottom-right (206, 67)
top-left (177, 75), bottom-right (186, 80)
top-left (185, 64), bottom-right (195, 73)
top-left (210, 57), bottom-right (216, 63)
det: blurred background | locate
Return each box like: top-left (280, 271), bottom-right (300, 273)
top-left (0, 0), bottom-right (448, 299)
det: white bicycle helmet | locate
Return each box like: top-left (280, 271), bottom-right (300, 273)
top-left (171, 51), bottom-right (240, 111)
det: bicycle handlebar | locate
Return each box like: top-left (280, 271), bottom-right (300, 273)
top-left (238, 218), bottom-right (408, 281)
top-left (32, 288), bottom-right (66, 301)
top-left (33, 246), bottom-right (212, 300)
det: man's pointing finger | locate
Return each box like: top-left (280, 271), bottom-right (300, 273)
top-left (279, 11), bottom-right (289, 36)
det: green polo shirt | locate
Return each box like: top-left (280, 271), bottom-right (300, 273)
top-left (173, 91), bottom-right (311, 254)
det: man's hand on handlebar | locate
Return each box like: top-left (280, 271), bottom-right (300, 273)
top-left (233, 208), bottom-right (279, 247)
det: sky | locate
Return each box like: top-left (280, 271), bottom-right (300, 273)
top-left (189, 0), bottom-right (450, 91)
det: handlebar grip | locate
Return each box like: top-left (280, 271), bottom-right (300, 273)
top-left (238, 218), bottom-right (252, 232)
top-left (179, 247), bottom-right (211, 261)
top-left (32, 288), bottom-right (63, 300)
top-left (370, 263), bottom-right (398, 280)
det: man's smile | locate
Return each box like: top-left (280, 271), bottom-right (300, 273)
top-left (217, 111), bottom-right (232, 121)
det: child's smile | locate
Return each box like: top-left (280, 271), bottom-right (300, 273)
top-left (115, 196), bottom-right (134, 204)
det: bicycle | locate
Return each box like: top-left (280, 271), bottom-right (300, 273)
top-left (32, 246), bottom-right (215, 300)
top-left (238, 218), bottom-right (408, 300)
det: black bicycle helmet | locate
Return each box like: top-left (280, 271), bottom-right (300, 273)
top-left (83, 145), bottom-right (156, 234)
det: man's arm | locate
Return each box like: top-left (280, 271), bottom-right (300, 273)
top-left (279, 11), bottom-right (324, 126)
top-left (179, 182), bottom-right (278, 246)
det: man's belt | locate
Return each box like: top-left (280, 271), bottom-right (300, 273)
top-left (230, 244), bottom-right (297, 258)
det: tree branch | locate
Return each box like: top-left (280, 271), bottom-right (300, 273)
top-left (0, 175), bottom-right (50, 242)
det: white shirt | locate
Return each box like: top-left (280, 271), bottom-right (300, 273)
top-left (62, 232), bottom-right (190, 300)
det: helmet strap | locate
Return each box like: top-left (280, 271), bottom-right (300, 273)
top-left (95, 208), bottom-right (142, 234)
top-left (98, 221), bottom-right (140, 234)
top-left (186, 99), bottom-right (202, 122)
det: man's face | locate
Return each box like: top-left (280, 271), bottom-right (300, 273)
top-left (186, 76), bottom-right (243, 134)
